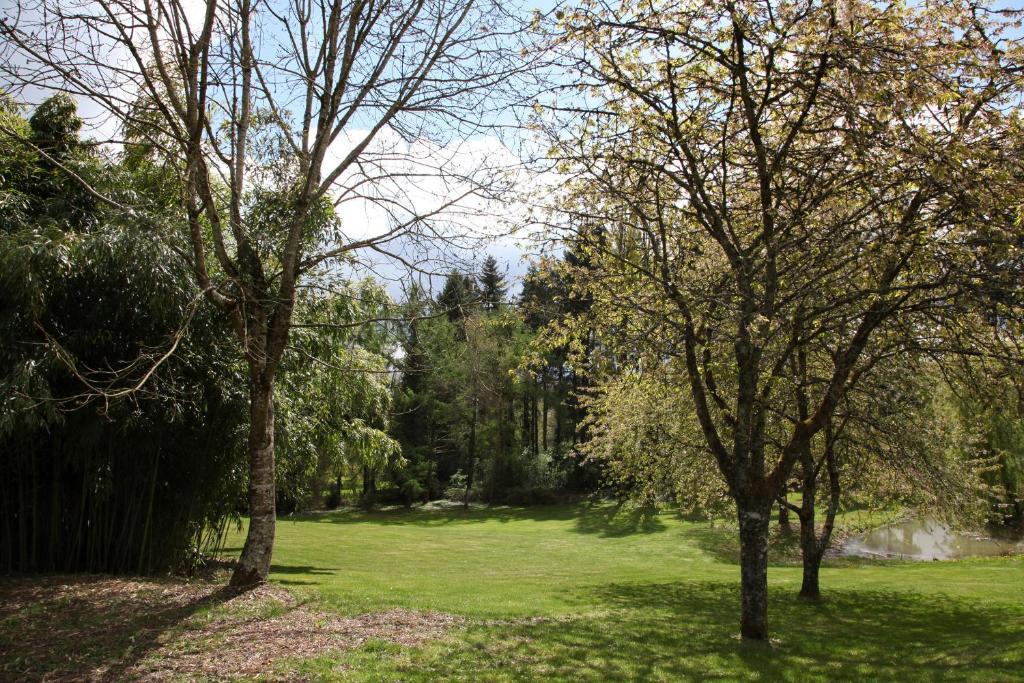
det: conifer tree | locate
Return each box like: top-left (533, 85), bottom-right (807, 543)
top-left (479, 255), bottom-right (507, 313)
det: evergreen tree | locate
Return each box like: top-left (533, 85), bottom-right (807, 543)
top-left (437, 270), bottom-right (477, 322)
top-left (479, 255), bottom-right (507, 313)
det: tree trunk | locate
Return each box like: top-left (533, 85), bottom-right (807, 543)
top-left (541, 374), bottom-right (548, 451)
top-left (498, 400), bottom-right (505, 458)
top-left (424, 460), bottom-right (433, 503)
top-left (554, 399), bottom-right (562, 456)
top-left (231, 377), bottom-right (276, 587)
top-left (522, 389), bottom-right (529, 449)
top-left (797, 470), bottom-right (820, 600)
top-left (464, 398), bottom-right (478, 509)
top-left (798, 431), bottom-right (840, 601)
top-left (738, 505), bottom-right (771, 640)
top-left (507, 397), bottom-right (514, 451)
top-left (797, 450), bottom-right (819, 600)
top-left (800, 546), bottom-right (822, 600)
top-left (777, 492), bottom-right (792, 533)
top-left (532, 376), bottom-right (540, 455)
top-left (327, 473), bottom-right (342, 509)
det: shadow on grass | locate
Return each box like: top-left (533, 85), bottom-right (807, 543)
top-left (297, 504), bottom-right (578, 527)
top-left (294, 502), bottom-right (671, 538)
top-left (0, 576), bottom-right (250, 680)
top-left (271, 563), bottom-right (337, 575)
top-left (382, 581), bottom-right (1023, 681)
top-left (687, 522), bottom-right (892, 569)
top-left (572, 504), bottom-right (666, 537)
top-left (587, 582), bottom-right (1022, 678)
top-left (687, 524), bottom-right (804, 566)
top-left (270, 563), bottom-right (338, 586)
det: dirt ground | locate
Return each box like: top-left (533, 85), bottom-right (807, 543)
top-left (0, 574), bottom-right (460, 681)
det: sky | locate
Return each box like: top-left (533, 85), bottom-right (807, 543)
top-left (1, 0), bottom-right (564, 301)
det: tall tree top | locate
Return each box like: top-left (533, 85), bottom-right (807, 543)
top-left (479, 255), bottom-right (507, 312)
top-left (438, 270), bottom-right (477, 322)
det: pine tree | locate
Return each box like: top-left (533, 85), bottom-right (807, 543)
top-left (438, 270), bottom-right (473, 322)
top-left (479, 255), bottom-right (506, 313)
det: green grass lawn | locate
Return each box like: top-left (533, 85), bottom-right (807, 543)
top-left (224, 503), bottom-right (1024, 681)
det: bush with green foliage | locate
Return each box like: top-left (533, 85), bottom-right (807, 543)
top-left (0, 95), bottom-right (248, 573)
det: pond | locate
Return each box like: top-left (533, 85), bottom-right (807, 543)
top-left (841, 518), bottom-right (1024, 561)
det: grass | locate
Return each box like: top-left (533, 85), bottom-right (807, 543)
top-left (221, 503), bottom-right (1024, 681)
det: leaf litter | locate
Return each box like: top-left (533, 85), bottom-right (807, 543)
top-left (0, 575), bottom-right (461, 681)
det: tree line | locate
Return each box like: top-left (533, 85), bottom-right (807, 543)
top-left (387, 255), bottom-right (599, 507)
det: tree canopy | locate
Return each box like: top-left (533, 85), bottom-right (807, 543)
top-left (541, 0), bottom-right (1024, 638)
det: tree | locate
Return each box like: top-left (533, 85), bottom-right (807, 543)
top-left (2, 0), bottom-right (530, 585)
top-left (943, 355), bottom-right (1024, 528)
top-left (521, 258), bottom-right (605, 491)
top-left (438, 270), bottom-right (479, 323)
top-left (479, 255), bottom-right (507, 312)
top-left (274, 279), bottom-right (400, 512)
top-left (783, 352), bottom-right (982, 600)
top-left (390, 271), bottom-right (575, 505)
top-left (580, 369), bottom-right (729, 515)
top-left (545, 0), bottom-right (1023, 639)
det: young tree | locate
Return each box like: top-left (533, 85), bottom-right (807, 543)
top-left (438, 270), bottom-right (479, 323)
top-left (545, 0), bottom-right (1023, 639)
top-left (783, 351), bottom-right (981, 600)
top-left (580, 368), bottom-right (730, 515)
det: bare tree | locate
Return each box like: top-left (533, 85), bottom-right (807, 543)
top-left (1, 0), bottom-right (535, 585)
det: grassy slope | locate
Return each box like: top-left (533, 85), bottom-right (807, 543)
top-left (225, 504), bottom-right (1024, 682)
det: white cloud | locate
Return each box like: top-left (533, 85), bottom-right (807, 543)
top-left (321, 126), bottom-right (553, 296)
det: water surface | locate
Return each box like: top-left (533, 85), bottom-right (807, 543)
top-left (841, 518), bottom-right (1024, 560)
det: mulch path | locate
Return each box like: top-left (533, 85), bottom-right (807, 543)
top-left (0, 575), bottom-right (461, 681)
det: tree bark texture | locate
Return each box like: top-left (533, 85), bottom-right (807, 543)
top-left (230, 378), bottom-right (276, 587)
top-left (738, 504), bottom-right (771, 640)
top-left (797, 471), bottom-right (821, 600)
top-left (778, 492), bottom-right (792, 533)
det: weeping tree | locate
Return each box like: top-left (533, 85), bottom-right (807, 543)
top-left (275, 278), bottom-right (401, 511)
top-left (580, 369), bottom-right (730, 516)
top-left (942, 354), bottom-right (1024, 528)
top-left (544, 0), bottom-right (1023, 639)
top-left (2, 0), bottom-right (533, 585)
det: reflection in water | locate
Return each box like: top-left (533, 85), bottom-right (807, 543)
top-left (841, 518), bottom-right (1024, 560)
